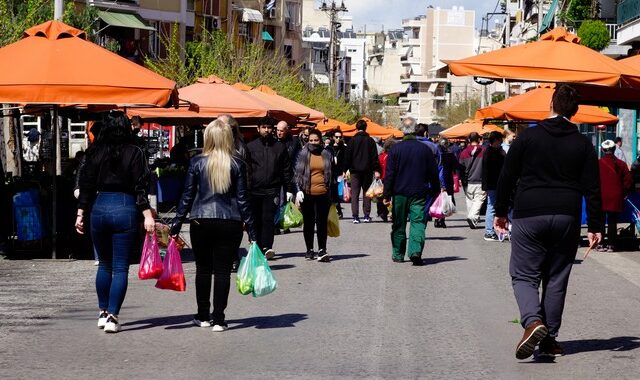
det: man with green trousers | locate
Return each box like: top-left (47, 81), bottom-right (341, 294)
top-left (383, 118), bottom-right (441, 265)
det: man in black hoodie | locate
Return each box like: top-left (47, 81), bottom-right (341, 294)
top-left (494, 85), bottom-right (603, 361)
top-left (482, 131), bottom-right (505, 241)
top-left (247, 117), bottom-right (293, 259)
top-left (344, 119), bottom-right (381, 223)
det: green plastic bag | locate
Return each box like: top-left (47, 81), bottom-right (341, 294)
top-left (235, 243), bottom-right (277, 297)
top-left (236, 245), bottom-right (257, 295)
top-left (281, 201), bottom-right (303, 229)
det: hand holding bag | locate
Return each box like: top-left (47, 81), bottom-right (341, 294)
top-left (138, 233), bottom-right (163, 280)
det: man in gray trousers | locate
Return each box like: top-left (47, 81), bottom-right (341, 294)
top-left (494, 84), bottom-right (603, 360)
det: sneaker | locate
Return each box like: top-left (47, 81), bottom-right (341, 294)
top-left (352, 217), bottom-right (360, 224)
top-left (305, 249), bottom-right (315, 261)
top-left (232, 260), bottom-right (240, 272)
top-left (337, 212), bottom-right (344, 219)
top-left (212, 323), bottom-right (228, 332)
top-left (192, 316), bottom-right (212, 327)
top-left (392, 258), bottom-right (404, 263)
top-left (466, 218), bottom-right (477, 229)
top-left (97, 311), bottom-right (108, 329)
top-left (93, 260), bottom-right (100, 266)
top-left (538, 336), bottom-right (565, 358)
top-left (605, 245), bottom-right (615, 253)
top-left (317, 249), bottom-right (330, 262)
top-left (103, 315), bottom-right (121, 333)
top-left (265, 248), bottom-right (276, 260)
top-left (596, 245), bottom-right (607, 252)
top-left (380, 215), bottom-right (388, 223)
top-left (409, 255), bottom-right (423, 266)
top-left (484, 233), bottom-right (500, 242)
top-left (515, 320), bottom-right (548, 360)
top-left (362, 215), bottom-right (371, 223)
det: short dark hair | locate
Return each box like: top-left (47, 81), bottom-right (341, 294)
top-left (308, 128), bottom-right (323, 141)
top-left (468, 132), bottom-right (481, 143)
top-left (415, 123), bottom-right (429, 137)
top-left (552, 84), bottom-right (579, 118)
top-left (615, 137), bottom-right (623, 144)
top-left (488, 131), bottom-right (503, 144)
top-left (258, 117), bottom-right (276, 127)
top-left (356, 119), bottom-right (368, 131)
top-left (333, 128), bottom-right (342, 136)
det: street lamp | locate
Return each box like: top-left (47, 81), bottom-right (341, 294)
top-left (320, 1), bottom-right (348, 96)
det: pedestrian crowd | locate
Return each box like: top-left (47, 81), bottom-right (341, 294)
top-left (73, 85), bottom-right (634, 362)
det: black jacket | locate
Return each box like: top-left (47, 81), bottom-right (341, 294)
top-left (495, 116), bottom-right (603, 233)
top-left (332, 143), bottom-right (346, 174)
top-left (246, 136), bottom-right (293, 195)
top-left (383, 137), bottom-right (440, 199)
top-left (277, 135), bottom-right (301, 174)
top-left (344, 131), bottom-right (381, 173)
top-left (481, 145), bottom-right (506, 191)
top-left (171, 156), bottom-right (256, 240)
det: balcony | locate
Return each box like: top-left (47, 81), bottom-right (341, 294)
top-left (618, 0), bottom-right (640, 26)
top-left (402, 38), bottom-right (421, 46)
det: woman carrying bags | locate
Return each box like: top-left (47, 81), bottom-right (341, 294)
top-left (170, 118), bottom-right (257, 332)
top-left (76, 112), bottom-right (155, 333)
top-left (294, 128), bottom-right (335, 262)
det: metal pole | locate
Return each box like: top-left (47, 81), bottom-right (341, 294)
top-left (54, 0), bottom-right (64, 21)
top-left (537, 0), bottom-right (543, 38)
top-left (328, 8), bottom-right (335, 95)
top-left (51, 109), bottom-right (58, 259)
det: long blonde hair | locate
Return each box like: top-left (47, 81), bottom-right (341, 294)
top-left (203, 119), bottom-right (234, 193)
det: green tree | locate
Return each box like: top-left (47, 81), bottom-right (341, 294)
top-left (566, 0), bottom-right (594, 23)
top-left (578, 19), bottom-right (610, 51)
top-left (436, 94), bottom-right (481, 129)
top-left (145, 26), bottom-right (358, 122)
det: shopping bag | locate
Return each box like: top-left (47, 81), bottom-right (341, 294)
top-left (429, 192), bottom-right (446, 219)
top-left (365, 178), bottom-right (384, 199)
top-left (139, 233), bottom-right (164, 280)
top-left (251, 246), bottom-right (278, 298)
top-left (327, 204), bottom-right (341, 237)
top-left (155, 238), bottom-right (186, 292)
top-left (453, 173), bottom-right (460, 193)
top-left (337, 176), bottom-right (344, 198)
top-left (441, 192), bottom-right (456, 217)
top-left (343, 182), bottom-right (351, 202)
top-left (235, 248), bottom-right (255, 295)
top-left (281, 201), bottom-right (303, 229)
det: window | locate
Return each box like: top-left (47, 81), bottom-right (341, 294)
top-left (187, 0), bottom-right (195, 12)
top-left (347, 48), bottom-right (357, 53)
top-left (285, 1), bottom-right (301, 30)
top-left (148, 20), bottom-right (160, 58)
top-left (204, 16), bottom-right (219, 31)
top-left (284, 45), bottom-right (293, 66)
top-left (351, 84), bottom-right (357, 89)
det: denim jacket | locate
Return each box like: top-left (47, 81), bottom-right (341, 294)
top-left (172, 155), bottom-right (256, 240)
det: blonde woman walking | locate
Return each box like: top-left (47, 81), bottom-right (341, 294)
top-left (171, 118), bottom-right (256, 332)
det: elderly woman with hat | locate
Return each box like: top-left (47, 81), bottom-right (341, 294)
top-left (598, 139), bottom-right (633, 252)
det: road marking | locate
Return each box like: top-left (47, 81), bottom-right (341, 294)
top-left (590, 253), bottom-right (640, 288)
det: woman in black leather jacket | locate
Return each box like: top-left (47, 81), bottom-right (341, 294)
top-left (171, 118), bottom-right (256, 332)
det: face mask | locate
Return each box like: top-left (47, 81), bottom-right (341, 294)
top-left (308, 143), bottom-right (323, 154)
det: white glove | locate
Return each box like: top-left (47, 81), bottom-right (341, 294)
top-left (295, 191), bottom-right (305, 205)
top-left (286, 192), bottom-right (293, 202)
top-left (73, 188), bottom-right (80, 199)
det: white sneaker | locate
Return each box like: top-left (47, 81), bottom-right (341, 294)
top-left (212, 323), bottom-right (228, 332)
top-left (192, 317), bottom-right (212, 327)
top-left (97, 311), bottom-right (108, 329)
top-left (265, 249), bottom-right (275, 260)
top-left (93, 260), bottom-right (99, 266)
top-left (103, 315), bottom-right (121, 333)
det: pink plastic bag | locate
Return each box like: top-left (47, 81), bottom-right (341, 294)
top-left (343, 182), bottom-right (351, 202)
top-left (429, 192), bottom-right (455, 219)
top-left (453, 173), bottom-right (460, 193)
top-left (155, 238), bottom-right (186, 292)
top-left (138, 233), bottom-right (163, 280)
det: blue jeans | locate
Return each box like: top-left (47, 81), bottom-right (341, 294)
top-left (485, 190), bottom-right (497, 235)
top-left (91, 192), bottom-right (139, 315)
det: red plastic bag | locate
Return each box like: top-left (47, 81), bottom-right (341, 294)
top-left (138, 233), bottom-right (163, 280)
top-left (453, 173), bottom-right (460, 193)
top-left (343, 182), bottom-right (351, 202)
top-left (155, 238), bottom-right (186, 292)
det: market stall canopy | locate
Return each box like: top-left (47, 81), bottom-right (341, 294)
top-left (128, 76), bottom-right (297, 124)
top-left (446, 28), bottom-right (640, 88)
top-left (440, 120), bottom-right (503, 139)
top-left (232, 82), bottom-right (253, 91)
top-left (0, 20), bottom-right (178, 107)
top-left (343, 117), bottom-right (404, 139)
top-left (316, 118), bottom-right (354, 133)
top-left (245, 85), bottom-right (325, 122)
top-left (475, 85), bottom-right (618, 125)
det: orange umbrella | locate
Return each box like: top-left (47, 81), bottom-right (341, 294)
top-left (247, 85), bottom-right (325, 122)
top-left (232, 82), bottom-right (253, 91)
top-left (0, 20), bottom-right (177, 106)
top-left (344, 117), bottom-right (404, 139)
top-left (447, 28), bottom-right (640, 88)
top-left (476, 85), bottom-right (618, 124)
top-left (316, 118), bottom-right (354, 133)
top-left (440, 120), bottom-right (503, 139)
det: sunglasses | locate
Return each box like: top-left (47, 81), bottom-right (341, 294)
top-left (335, 135), bottom-right (342, 138)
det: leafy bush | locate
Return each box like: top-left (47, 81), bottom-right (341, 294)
top-left (577, 20), bottom-right (610, 51)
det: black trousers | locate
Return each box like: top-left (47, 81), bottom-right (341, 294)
top-left (190, 219), bottom-right (243, 324)
top-left (350, 171), bottom-right (373, 218)
top-left (301, 193), bottom-right (331, 251)
top-left (250, 193), bottom-right (279, 250)
top-left (604, 211), bottom-right (619, 247)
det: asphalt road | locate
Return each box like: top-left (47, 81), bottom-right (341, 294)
top-left (1, 194), bottom-right (640, 379)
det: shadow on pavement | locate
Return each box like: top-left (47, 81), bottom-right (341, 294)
top-left (269, 264), bottom-right (296, 271)
top-left (122, 314), bottom-right (193, 331)
top-left (274, 252), bottom-right (304, 259)
top-left (562, 336), bottom-right (640, 355)
top-left (330, 254), bottom-right (369, 261)
top-left (423, 256), bottom-right (467, 265)
top-left (428, 236), bottom-right (466, 241)
top-left (226, 313), bottom-right (308, 330)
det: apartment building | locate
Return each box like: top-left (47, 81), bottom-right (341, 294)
top-left (365, 30), bottom-right (405, 97)
top-left (398, 6), bottom-right (476, 124)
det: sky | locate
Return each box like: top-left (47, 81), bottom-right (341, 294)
top-left (339, 0), bottom-right (500, 32)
